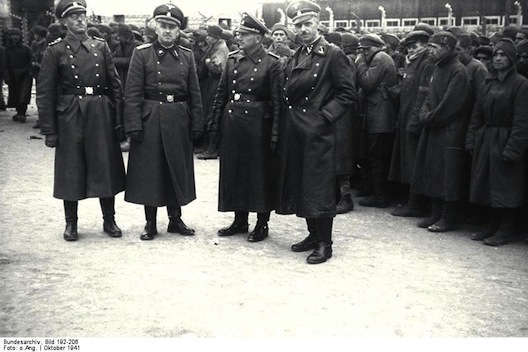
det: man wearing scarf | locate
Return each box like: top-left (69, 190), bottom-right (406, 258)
top-left (389, 30), bottom-right (434, 218)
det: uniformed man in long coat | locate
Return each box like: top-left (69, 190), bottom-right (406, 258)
top-left (410, 31), bottom-right (470, 233)
top-left (277, 0), bottom-right (356, 264)
top-left (207, 13), bottom-right (283, 242)
top-left (36, 0), bottom-right (126, 241)
top-left (124, 3), bottom-right (203, 241)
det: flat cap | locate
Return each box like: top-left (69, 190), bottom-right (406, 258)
top-left (325, 32), bottom-right (341, 46)
top-left (474, 45), bottom-right (492, 57)
top-left (192, 28), bottom-right (207, 41)
top-left (207, 25), bottom-right (223, 39)
top-left (220, 29), bottom-right (234, 41)
top-left (286, 0), bottom-right (321, 24)
top-left (55, 0), bottom-right (87, 18)
top-left (413, 22), bottom-right (435, 36)
top-left (153, 3), bottom-right (185, 28)
top-left (96, 24), bottom-right (111, 34)
top-left (358, 33), bottom-right (385, 48)
top-left (503, 25), bottom-right (519, 40)
top-left (477, 35), bottom-right (490, 46)
top-left (341, 33), bottom-right (359, 48)
top-left (238, 12), bottom-right (269, 35)
top-left (430, 31), bottom-right (457, 49)
top-left (317, 24), bottom-right (329, 34)
top-left (381, 33), bottom-right (400, 47)
top-left (32, 25), bottom-right (48, 37)
top-left (47, 23), bottom-right (65, 40)
top-left (403, 30), bottom-right (430, 45)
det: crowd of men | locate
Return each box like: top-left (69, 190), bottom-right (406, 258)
top-left (4, 0), bottom-right (528, 264)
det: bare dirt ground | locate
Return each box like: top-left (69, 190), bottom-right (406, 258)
top-left (1, 102), bottom-right (528, 341)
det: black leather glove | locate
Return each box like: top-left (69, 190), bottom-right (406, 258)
top-left (192, 131), bottom-right (203, 142)
top-left (45, 134), bottom-right (58, 148)
top-left (115, 126), bottom-right (126, 142)
top-left (128, 131), bottom-right (143, 142)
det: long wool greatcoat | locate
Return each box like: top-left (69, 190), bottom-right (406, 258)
top-left (466, 67), bottom-right (528, 208)
top-left (277, 37), bottom-right (356, 218)
top-left (410, 50), bottom-right (470, 201)
top-left (209, 45), bottom-right (283, 212)
top-left (388, 49), bottom-right (434, 184)
top-left (36, 33), bottom-right (125, 201)
top-left (4, 42), bottom-right (33, 108)
top-left (124, 41), bottom-right (203, 207)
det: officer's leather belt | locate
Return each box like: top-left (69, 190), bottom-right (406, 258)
top-left (63, 87), bottom-right (108, 95)
top-left (144, 92), bottom-right (188, 103)
top-left (230, 93), bottom-right (268, 102)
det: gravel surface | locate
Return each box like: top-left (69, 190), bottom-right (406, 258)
top-left (1, 103), bottom-right (528, 339)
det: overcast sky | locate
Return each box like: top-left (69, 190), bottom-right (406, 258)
top-left (85, 0), bottom-right (269, 18)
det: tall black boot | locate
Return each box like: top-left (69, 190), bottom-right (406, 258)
top-left (248, 212), bottom-right (270, 242)
top-left (100, 197), bottom-right (122, 237)
top-left (63, 200), bottom-right (78, 241)
top-left (307, 218), bottom-right (333, 264)
top-left (140, 206), bottom-right (158, 240)
top-left (218, 211), bottom-right (249, 236)
top-left (485, 208), bottom-right (519, 246)
top-left (418, 197), bottom-right (442, 228)
top-left (197, 131), bottom-right (219, 160)
top-left (167, 205), bottom-right (195, 236)
top-left (428, 200), bottom-right (458, 232)
top-left (336, 176), bottom-right (354, 214)
top-left (359, 159), bottom-right (390, 208)
top-left (292, 218), bottom-right (319, 252)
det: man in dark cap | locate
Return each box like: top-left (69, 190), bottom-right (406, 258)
top-left (466, 38), bottom-right (528, 246)
top-left (389, 30), bottom-right (434, 218)
top-left (475, 45), bottom-right (493, 72)
top-left (277, 0), bottom-right (356, 264)
top-left (4, 28), bottom-right (32, 123)
top-left (356, 33), bottom-right (398, 209)
top-left (381, 32), bottom-right (404, 69)
top-left (47, 23), bottom-right (65, 43)
top-left (30, 25), bottom-right (48, 128)
top-left (36, 0), bottom-right (126, 241)
top-left (205, 13), bottom-right (283, 242)
top-left (124, 3), bottom-right (203, 241)
top-left (414, 22), bottom-right (435, 37)
top-left (267, 23), bottom-right (295, 68)
top-left (196, 24), bottom-right (229, 160)
top-left (517, 39), bottom-right (528, 78)
top-left (411, 31), bottom-right (470, 233)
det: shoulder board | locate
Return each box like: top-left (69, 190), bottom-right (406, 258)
top-left (48, 37), bottom-right (62, 46)
top-left (136, 43), bottom-right (152, 50)
top-left (92, 36), bottom-right (105, 42)
top-left (178, 45), bottom-right (192, 52)
top-left (267, 51), bottom-right (280, 59)
top-left (228, 50), bottom-right (240, 57)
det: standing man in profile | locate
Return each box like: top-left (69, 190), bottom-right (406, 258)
top-left (277, 0), bottom-right (356, 264)
top-left (207, 13), bottom-right (283, 242)
top-left (124, 3), bottom-right (203, 241)
top-left (36, 0), bottom-right (126, 241)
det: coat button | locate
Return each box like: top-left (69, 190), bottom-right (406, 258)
top-left (289, 106), bottom-right (292, 109)
top-left (233, 80), bottom-right (236, 84)
top-left (302, 109), bottom-right (306, 112)
top-left (95, 63), bottom-right (99, 67)
top-left (95, 73), bottom-right (99, 77)
top-left (245, 111), bottom-right (248, 114)
top-left (79, 96), bottom-right (82, 99)
top-left (69, 55), bottom-right (74, 59)
top-left (250, 77), bottom-right (254, 81)
top-left (71, 65), bottom-right (75, 68)
top-left (228, 110), bottom-right (232, 113)
top-left (234, 70), bottom-right (237, 74)
top-left (313, 74), bottom-right (317, 77)
top-left (74, 75), bottom-right (78, 79)
top-left (94, 53), bottom-right (98, 56)
top-left (254, 68), bottom-right (257, 72)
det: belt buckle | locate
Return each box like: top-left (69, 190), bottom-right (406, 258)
top-left (234, 93), bottom-right (241, 101)
top-left (85, 87), bottom-right (94, 95)
top-left (166, 94), bottom-right (174, 103)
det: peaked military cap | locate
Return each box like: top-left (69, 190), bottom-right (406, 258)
top-left (238, 12), bottom-right (269, 35)
top-left (153, 3), bottom-right (185, 28)
top-left (358, 33), bottom-right (385, 48)
top-left (430, 31), bottom-right (457, 49)
top-left (286, 0), bottom-right (321, 24)
top-left (404, 30), bottom-right (430, 45)
top-left (55, 0), bottom-right (87, 19)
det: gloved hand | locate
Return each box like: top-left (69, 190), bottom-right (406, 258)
top-left (115, 125), bottom-right (126, 142)
top-left (128, 131), bottom-right (143, 142)
top-left (192, 131), bottom-right (203, 142)
top-left (45, 134), bottom-right (58, 148)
